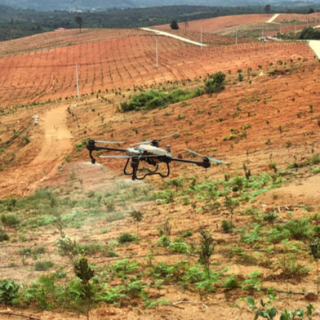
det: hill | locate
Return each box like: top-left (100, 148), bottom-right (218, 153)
top-left (1, 13), bottom-right (320, 320)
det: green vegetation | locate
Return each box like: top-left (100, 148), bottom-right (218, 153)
top-left (299, 27), bottom-right (320, 40)
top-left (121, 71), bottom-right (226, 112)
top-left (245, 295), bottom-right (314, 320)
top-left (204, 71), bottom-right (226, 94)
top-left (120, 88), bottom-right (204, 112)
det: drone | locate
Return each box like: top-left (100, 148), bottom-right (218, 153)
top-left (82, 133), bottom-right (226, 181)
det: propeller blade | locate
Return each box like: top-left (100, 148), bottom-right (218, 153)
top-left (68, 137), bottom-right (122, 144)
top-left (185, 149), bottom-right (227, 164)
top-left (94, 140), bottom-right (123, 144)
top-left (100, 155), bottom-right (160, 159)
top-left (100, 156), bottom-right (132, 159)
top-left (132, 133), bottom-right (179, 145)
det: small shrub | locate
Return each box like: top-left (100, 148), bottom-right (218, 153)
top-left (1, 214), bottom-right (19, 227)
top-left (157, 235), bottom-right (171, 248)
top-left (117, 233), bottom-right (139, 244)
top-left (0, 233), bottom-right (9, 242)
top-left (34, 260), bottom-right (54, 271)
top-left (222, 220), bottom-right (233, 232)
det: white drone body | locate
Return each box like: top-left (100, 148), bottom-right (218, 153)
top-left (126, 145), bottom-right (173, 158)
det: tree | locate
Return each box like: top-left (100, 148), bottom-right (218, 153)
top-left (264, 5), bottom-right (271, 14)
top-left (170, 20), bottom-right (179, 30)
top-left (309, 8), bottom-right (315, 14)
top-left (75, 16), bottom-right (83, 33)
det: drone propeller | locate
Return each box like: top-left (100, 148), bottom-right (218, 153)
top-left (185, 149), bottom-right (227, 164)
top-left (69, 137), bottom-right (123, 144)
top-left (132, 133), bottom-right (178, 146)
top-left (100, 155), bottom-right (159, 159)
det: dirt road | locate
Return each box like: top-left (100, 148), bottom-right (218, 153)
top-left (140, 27), bottom-right (207, 47)
top-left (0, 105), bottom-right (72, 198)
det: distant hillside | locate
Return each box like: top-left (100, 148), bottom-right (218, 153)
top-left (0, 0), bottom-right (252, 11)
top-left (1, 0), bottom-right (319, 11)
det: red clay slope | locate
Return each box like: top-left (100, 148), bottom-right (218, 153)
top-left (0, 35), bottom-right (314, 108)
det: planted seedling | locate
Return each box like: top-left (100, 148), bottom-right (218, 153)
top-left (309, 239), bottom-right (320, 295)
top-left (198, 229), bottom-right (214, 271)
top-left (74, 257), bottom-right (95, 320)
top-left (130, 209), bottom-right (144, 233)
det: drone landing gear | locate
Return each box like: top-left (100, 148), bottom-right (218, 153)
top-left (124, 157), bottom-right (170, 180)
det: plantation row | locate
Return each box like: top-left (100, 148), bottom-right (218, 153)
top-left (0, 28), bottom-right (150, 57)
top-left (155, 14), bottom-right (273, 35)
top-left (0, 36), bottom-right (314, 108)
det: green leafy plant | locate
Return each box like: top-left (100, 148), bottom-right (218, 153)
top-left (245, 295), bottom-right (277, 319)
top-left (242, 270), bottom-right (262, 291)
top-left (0, 280), bottom-right (19, 305)
top-left (157, 235), bottom-right (171, 248)
top-left (168, 241), bottom-right (190, 254)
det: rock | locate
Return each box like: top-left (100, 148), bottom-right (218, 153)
top-left (304, 291), bottom-right (318, 301)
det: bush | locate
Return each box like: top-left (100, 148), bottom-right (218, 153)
top-left (34, 260), bottom-right (54, 271)
top-left (0, 279), bottom-right (20, 305)
top-left (0, 233), bottom-right (9, 241)
top-left (204, 71), bottom-right (226, 94)
top-left (222, 220), bottom-right (233, 232)
top-left (122, 89), bottom-right (202, 112)
top-left (117, 233), bottom-right (139, 244)
top-left (1, 214), bottom-right (19, 227)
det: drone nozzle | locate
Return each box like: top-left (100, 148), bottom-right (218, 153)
top-left (151, 140), bottom-right (159, 147)
top-left (86, 139), bottom-right (95, 151)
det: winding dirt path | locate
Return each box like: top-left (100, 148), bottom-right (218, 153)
top-left (140, 27), bottom-right (207, 47)
top-left (266, 13), bottom-right (280, 23)
top-left (0, 105), bottom-right (72, 198)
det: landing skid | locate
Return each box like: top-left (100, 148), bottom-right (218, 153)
top-left (124, 157), bottom-right (170, 180)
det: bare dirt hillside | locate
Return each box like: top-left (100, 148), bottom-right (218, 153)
top-left (2, 18), bottom-right (320, 320)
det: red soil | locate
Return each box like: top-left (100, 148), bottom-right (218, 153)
top-left (0, 28), bottom-right (150, 56)
top-left (0, 35), bottom-right (314, 108)
top-left (274, 12), bottom-right (320, 23)
top-left (154, 14), bottom-right (273, 35)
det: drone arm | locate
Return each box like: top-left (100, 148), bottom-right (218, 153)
top-left (86, 144), bottom-right (127, 164)
top-left (171, 157), bottom-right (211, 168)
top-left (87, 146), bottom-right (127, 152)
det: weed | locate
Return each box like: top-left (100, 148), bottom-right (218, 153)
top-left (242, 270), bottom-right (262, 291)
top-left (34, 261), bottom-right (54, 271)
top-left (117, 233), bottom-right (139, 244)
top-left (1, 214), bottom-right (19, 227)
top-left (0, 233), bottom-right (9, 241)
top-left (222, 220), bottom-right (233, 232)
top-left (263, 212), bottom-right (277, 225)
